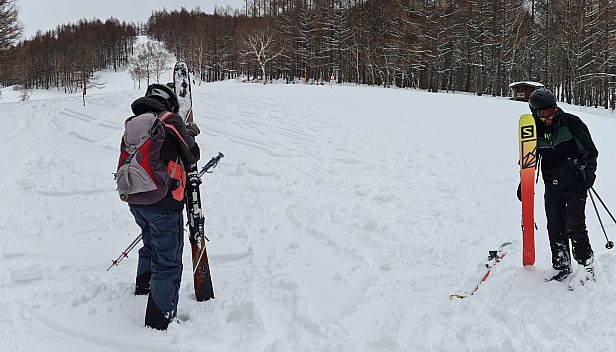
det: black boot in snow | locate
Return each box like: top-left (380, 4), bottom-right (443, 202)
top-left (145, 294), bottom-right (170, 331)
top-left (543, 267), bottom-right (572, 282)
top-left (135, 271), bottom-right (152, 296)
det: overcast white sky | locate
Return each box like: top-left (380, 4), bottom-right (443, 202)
top-left (17, 0), bottom-right (246, 39)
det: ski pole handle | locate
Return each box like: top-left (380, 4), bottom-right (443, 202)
top-left (198, 152), bottom-right (224, 178)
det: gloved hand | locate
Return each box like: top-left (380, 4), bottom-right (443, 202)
top-left (580, 169), bottom-right (596, 189)
top-left (186, 122), bottom-right (200, 137)
top-left (517, 182), bottom-right (522, 201)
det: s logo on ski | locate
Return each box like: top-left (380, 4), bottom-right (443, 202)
top-left (520, 125), bottom-right (535, 140)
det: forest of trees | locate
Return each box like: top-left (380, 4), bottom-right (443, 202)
top-left (1, 0), bottom-right (615, 108)
top-left (0, 19), bottom-right (137, 92)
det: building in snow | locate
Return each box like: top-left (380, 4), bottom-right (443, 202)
top-left (508, 81), bottom-right (544, 101)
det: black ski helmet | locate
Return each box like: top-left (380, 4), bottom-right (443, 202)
top-left (145, 83), bottom-right (179, 113)
top-left (529, 88), bottom-right (556, 117)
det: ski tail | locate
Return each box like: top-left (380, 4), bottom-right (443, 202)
top-left (192, 237), bottom-right (215, 301)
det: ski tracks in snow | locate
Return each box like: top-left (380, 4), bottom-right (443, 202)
top-left (0, 91), bottom-right (145, 351)
top-left (191, 84), bottom-right (616, 351)
top-left (190, 84), bottom-right (511, 349)
top-left (4, 82), bottom-right (616, 351)
top-left (53, 92), bottom-right (132, 150)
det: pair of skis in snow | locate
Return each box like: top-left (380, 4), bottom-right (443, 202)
top-left (173, 61), bottom-right (221, 302)
top-left (450, 114), bottom-right (537, 299)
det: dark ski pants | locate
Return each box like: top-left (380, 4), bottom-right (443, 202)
top-left (544, 187), bottom-right (593, 270)
top-left (130, 207), bottom-right (184, 324)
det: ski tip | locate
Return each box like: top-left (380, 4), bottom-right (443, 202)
top-left (500, 241), bottom-right (513, 248)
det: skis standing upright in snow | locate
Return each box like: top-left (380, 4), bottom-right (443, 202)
top-left (518, 114), bottom-right (537, 266)
top-left (173, 61), bottom-right (215, 302)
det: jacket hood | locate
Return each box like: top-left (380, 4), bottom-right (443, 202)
top-left (131, 97), bottom-right (168, 116)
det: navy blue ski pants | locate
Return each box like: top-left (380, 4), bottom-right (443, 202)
top-left (130, 207), bottom-right (184, 320)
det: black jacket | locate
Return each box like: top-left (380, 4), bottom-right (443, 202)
top-left (536, 108), bottom-right (598, 191)
top-left (129, 97), bottom-right (200, 209)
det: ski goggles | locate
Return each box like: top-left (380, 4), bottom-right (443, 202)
top-left (537, 106), bottom-right (557, 119)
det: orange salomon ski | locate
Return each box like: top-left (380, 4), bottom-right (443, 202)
top-left (519, 114), bottom-right (536, 266)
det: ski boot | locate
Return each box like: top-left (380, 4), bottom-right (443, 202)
top-left (568, 255), bottom-right (595, 289)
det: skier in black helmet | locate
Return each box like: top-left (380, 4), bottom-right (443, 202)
top-left (129, 83), bottom-right (200, 330)
top-left (520, 87), bottom-right (598, 287)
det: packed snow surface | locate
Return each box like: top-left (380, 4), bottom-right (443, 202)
top-left (2, 71), bottom-right (616, 352)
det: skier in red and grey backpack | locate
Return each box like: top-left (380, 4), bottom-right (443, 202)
top-left (128, 83), bottom-right (200, 330)
top-left (520, 87), bottom-right (598, 287)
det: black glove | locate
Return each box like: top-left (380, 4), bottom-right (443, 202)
top-left (186, 122), bottom-right (200, 137)
top-left (580, 169), bottom-right (596, 189)
top-left (517, 182), bottom-right (522, 202)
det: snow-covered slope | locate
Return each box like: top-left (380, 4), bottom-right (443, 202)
top-left (2, 73), bottom-right (616, 352)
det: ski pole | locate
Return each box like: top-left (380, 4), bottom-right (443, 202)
top-left (198, 152), bottom-right (224, 178)
top-left (589, 187), bottom-right (615, 249)
top-left (588, 191), bottom-right (613, 249)
top-left (107, 153), bottom-right (223, 272)
top-left (107, 234), bottom-right (142, 271)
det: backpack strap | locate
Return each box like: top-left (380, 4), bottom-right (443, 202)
top-left (159, 111), bottom-right (174, 122)
top-left (158, 112), bottom-right (189, 199)
top-left (159, 112), bottom-right (191, 149)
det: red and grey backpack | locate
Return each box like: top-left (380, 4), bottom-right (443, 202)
top-left (116, 111), bottom-right (179, 204)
